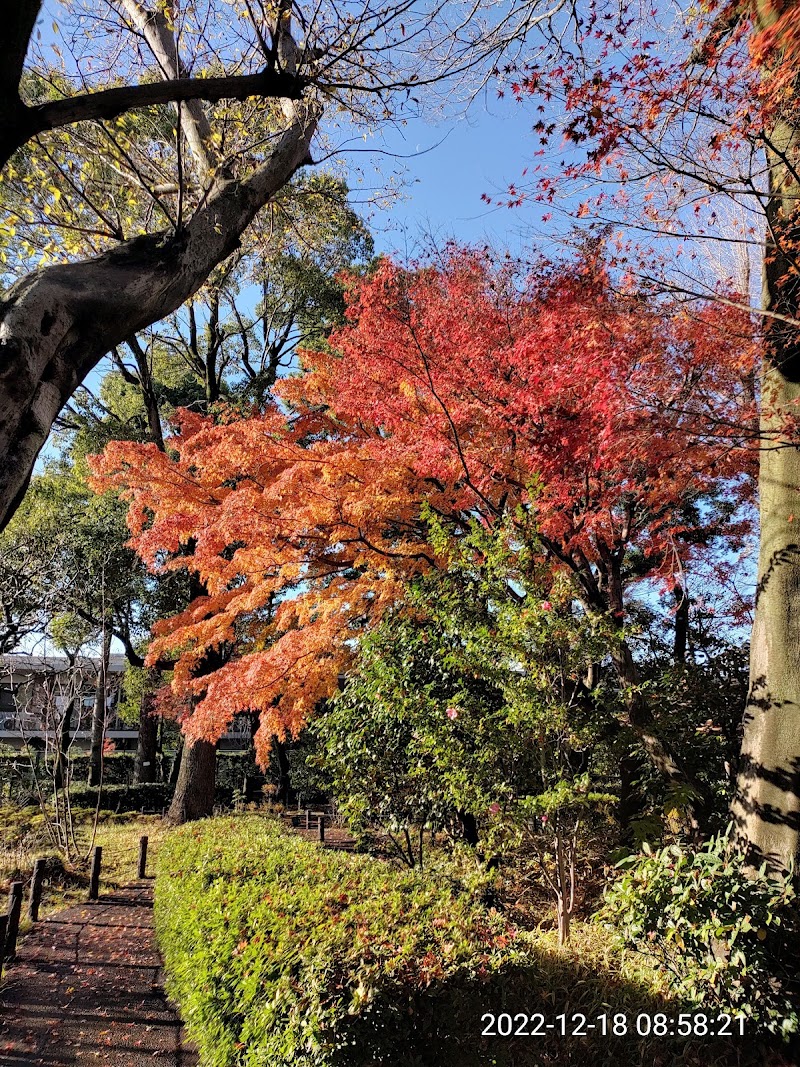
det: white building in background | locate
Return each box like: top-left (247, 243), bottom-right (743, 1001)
top-left (0, 653), bottom-right (137, 752)
top-left (0, 653), bottom-right (254, 754)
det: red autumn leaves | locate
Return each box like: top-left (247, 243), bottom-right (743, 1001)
top-left (91, 250), bottom-right (760, 762)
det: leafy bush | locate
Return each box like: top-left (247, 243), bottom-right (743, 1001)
top-left (155, 816), bottom-right (778, 1067)
top-left (315, 516), bottom-right (620, 863)
top-left (68, 752), bottom-right (137, 784)
top-left (602, 831), bottom-right (799, 1036)
top-left (69, 781), bottom-right (173, 812)
top-left (155, 816), bottom-right (521, 1066)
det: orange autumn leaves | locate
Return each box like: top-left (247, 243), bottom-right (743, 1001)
top-left (91, 250), bottom-right (759, 764)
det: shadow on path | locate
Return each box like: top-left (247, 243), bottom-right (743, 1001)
top-left (0, 882), bottom-right (197, 1066)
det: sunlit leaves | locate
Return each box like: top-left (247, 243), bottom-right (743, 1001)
top-left (91, 247), bottom-right (759, 763)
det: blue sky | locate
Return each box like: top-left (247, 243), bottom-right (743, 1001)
top-left (345, 94), bottom-right (539, 260)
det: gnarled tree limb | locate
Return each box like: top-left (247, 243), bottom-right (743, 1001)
top-left (0, 103), bottom-right (318, 530)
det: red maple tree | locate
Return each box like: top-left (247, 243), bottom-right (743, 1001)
top-left (91, 250), bottom-right (758, 769)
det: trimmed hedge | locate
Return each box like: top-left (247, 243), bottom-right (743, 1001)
top-left (69, 782), bottom-right (173, 812)
top-left (154, 817), bottom-right (774, 1067)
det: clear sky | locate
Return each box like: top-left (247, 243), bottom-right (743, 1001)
top-left (346, 93), bottom-right (540, 261)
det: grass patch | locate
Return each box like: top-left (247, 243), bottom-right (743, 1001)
top-left (0, 804), bottom-right (168, 921)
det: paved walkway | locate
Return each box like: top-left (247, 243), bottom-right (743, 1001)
top-left (0, 883), bottom-right (197, 1066)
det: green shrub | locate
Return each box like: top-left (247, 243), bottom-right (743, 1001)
top-left (68, 752), bottom-right (137, 784)
top-left (154, 816), bottom-right (776, 1067)
top-left (69, 781), bottom-right (173, 812)
top-left (602, 832), bottom-right (799, 1037)
top-left (156, 816), bottom-right (520, 1066)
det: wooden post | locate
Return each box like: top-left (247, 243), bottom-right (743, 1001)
top-left (305, 809), bottom-right (311, 830)
top-left (0, 913), bottom-right (7, 971)
top-left (318, 814), bottom-right (325, 843)
top-left (5, 881), bottom-right (23, 960)
top-left (89, 846), bottom-right (102, 901)
top-left (27, 858), bottom-right (45, 922)
top-left (137, 835), bottom-right (149, 879)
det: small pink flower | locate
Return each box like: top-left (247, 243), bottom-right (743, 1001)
top-left (541, 815), bottom-right (549, 824)
top-left (489, 802), bottom-right (501, 815)
top-left (541, 601), bottom-right (552, 612)
top-left (446, 707), bottom-right (459, 720)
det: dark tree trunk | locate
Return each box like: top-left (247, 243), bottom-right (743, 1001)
top-left (457, 810), bottom-right (479, 847)
top-left (164, 736), bottom-right (216, 824)
top-left (135, 681), bottom-right (158, 784)
top-left (163, 634), bottom-right (229, 824)
top-left (273, 737), bottom-right (291, 805)
top-left (673, 583), bottom-right (689, 665)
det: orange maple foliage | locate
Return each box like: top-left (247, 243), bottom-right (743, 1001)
top-left (91, 250), bottom-right (760, 764)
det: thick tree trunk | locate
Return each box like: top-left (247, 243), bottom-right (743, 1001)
top-left (87, 626), bottom-right (112, 787)
top-left (0, 103), bottom-right (317, 532)
top-left (273, 736), bottom-right (292, 805)
top-left (732, 107), bottom-right (800, 871)
top-left (164, 736), bottom-right (216, 824)
top-left (135, 682), bottom-right (158, 784)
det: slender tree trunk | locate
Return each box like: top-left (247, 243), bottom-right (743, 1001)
top-left (673, 583), bottom-right (689, 665)
top-left (555, 829), bottom-right (571, 946)
top-left (53, 691), bottom-right (77, 790)
top-left (135, 676), bottom-right (158, 784)
top-left (87, 626), bottom-right (112, 787)
top-left (164, 736), bottom-right (216, 824)
top-left (732, 101), bottom-right (800, 871)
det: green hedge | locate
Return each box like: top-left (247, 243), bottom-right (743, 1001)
top-left (69, 782), bottom-right (173, 812)
top-left (154, 817), bottom-right (772, 1067)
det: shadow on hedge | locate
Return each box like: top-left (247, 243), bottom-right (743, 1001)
top-left (337, 952), bottom-right (789, 1067)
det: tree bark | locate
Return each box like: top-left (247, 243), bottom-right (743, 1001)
top-left (732, 100), bottom-right (800, 871)
top-left (87, 626), bottom-right (112, 787)
top-left (273, 736), bottom-right (292, 805)
top-left (164, 735), bottom-right (216, 824)
top-left (135, 681), bottom-right (158, 784)
top-left (53, 693), bottom-right (77, 791)
top-left (673, 583), bottom-right (689, 664)
top-left (0, 102), bottom-right (317, 532)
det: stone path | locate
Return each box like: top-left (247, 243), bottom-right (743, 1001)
top-left (0, 882), bottom-right (197, 1066)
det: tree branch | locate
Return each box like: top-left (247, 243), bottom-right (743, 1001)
top-left (4, 71), bottom-right (304, 170)
top-left (0, 100), bottom-right (318, 532)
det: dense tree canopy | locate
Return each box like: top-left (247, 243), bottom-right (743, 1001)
top-left (93, 249), bottom-right (759, 772)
